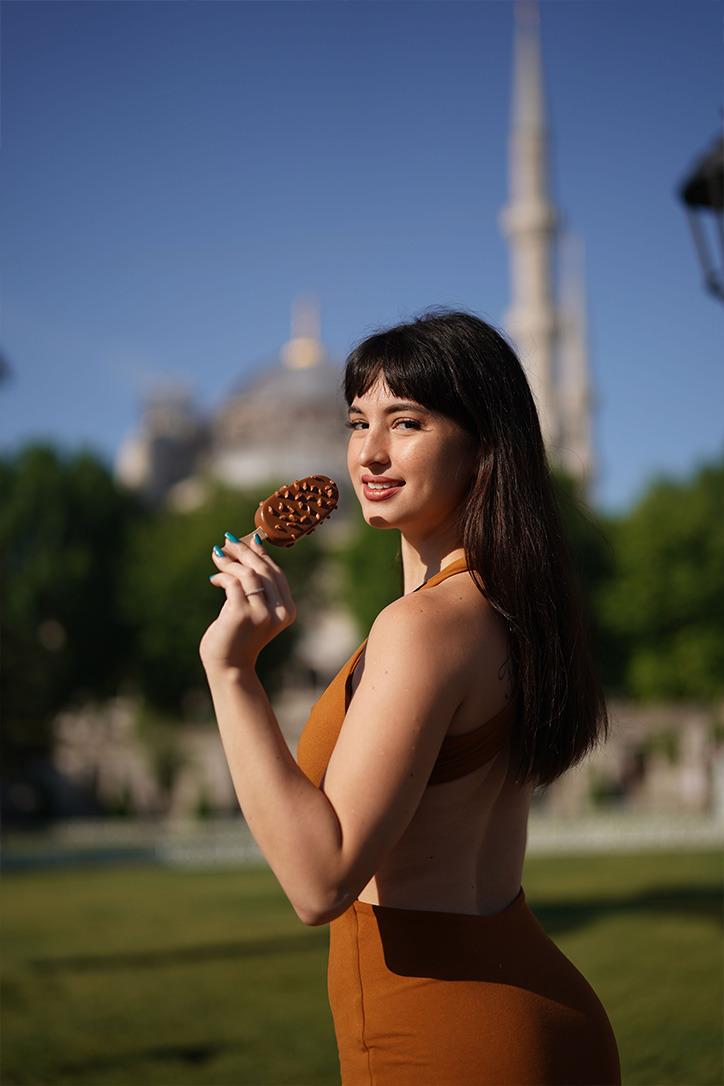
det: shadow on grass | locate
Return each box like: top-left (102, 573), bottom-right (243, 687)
top-left (30, 928), bottom-right (329, 974)
top-left (49, 1041), bottom-right (232, 1082)
top-left (27, 884), bottom-right (722, 976)
top-left (531, 883), bottom-right (723, 938)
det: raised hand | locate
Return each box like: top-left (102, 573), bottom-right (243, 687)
top-left (200, 532), bottom-right (297, 676)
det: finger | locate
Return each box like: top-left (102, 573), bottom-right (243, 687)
top-left (217, 535), bottom-right (293, 621)
top-left (211, 544), bottom-right (235, 568)
top-left (273, 568), bottom-right (296, 619)
top-left (222, 534), bottom-right (287, 593)
top-left (209, 573), bottom-right (275, 628)
top-left (211, 541), bottom-right (269, 577)
top-left (211, 548), bottom-right (278, 610)
top-left (236, 566), bottom-right (283, 614)
top-left (250, 531), bottom-right (267, 554)
top-left (223, 529), bottom-right (260, 550)
top-left (208, 570), bottom-right (247, 601)
top-left (223, 529), bottom-right (266, 551)
top-left (245, 559), bottom-right (294, 621)
top-left (210, 548), bottom-right (252, 587)
top-left (223, 533), bottom-right (271, 572)
top-left (233, 555), bottom-right (297, 624)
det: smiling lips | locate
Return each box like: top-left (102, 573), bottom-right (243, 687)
top-left (361, 475), bottom-right (405, 501)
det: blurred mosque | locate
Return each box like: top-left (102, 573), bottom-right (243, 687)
top-left (115, 297), bottom-right (349, 507)
top-left (115, 2), bottom-right (595, 504)
top-left (51, 4), bottom-right (720, 827)
top-left (501, 1), bottom-right (593, 482)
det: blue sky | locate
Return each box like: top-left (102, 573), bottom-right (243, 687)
top-left (1, 0), bottom-right (722, 512)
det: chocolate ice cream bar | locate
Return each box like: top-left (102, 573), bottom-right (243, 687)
top-left (254, 475), bottom-right (339, 547)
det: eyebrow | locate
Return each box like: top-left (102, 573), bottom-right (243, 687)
top-left (348, 401), bottom-right (430, 416)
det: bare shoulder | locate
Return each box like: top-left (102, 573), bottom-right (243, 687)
top-left (365, 569), bottom-right (507, 678)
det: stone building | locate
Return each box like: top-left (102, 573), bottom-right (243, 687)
top-left (500, 1), bottom-right (594, 487)
top-left (115, 297), bottom-right (349, 510)
top-left (50, 693), bottom-right (723, 821)
top-left (116, 5), bottom-right (595, 508)
top-left (69, 5), bottom-right (629, 823)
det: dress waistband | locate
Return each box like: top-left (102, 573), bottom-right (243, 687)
top-left (335, 889), bottom-right (540, 983)
top-left (350, 887), bottom-right (526, 925)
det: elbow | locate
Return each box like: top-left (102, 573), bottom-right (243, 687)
top-left (295, 905), bottom-right (334, 928)
top-left (296, 907), bottom-right (346, 927)
top-left (291, 884), bottom-right (357, 928)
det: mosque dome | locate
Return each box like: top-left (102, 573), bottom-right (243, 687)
top-left (207, 299), bottom-right (349, 493)
top-left (115, 298), bottom-right (349, 506)
top-left (209, 358), bottom-right (347, 491)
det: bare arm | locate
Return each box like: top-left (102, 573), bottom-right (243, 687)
top-left (201, 538), bottom-right (473, 925)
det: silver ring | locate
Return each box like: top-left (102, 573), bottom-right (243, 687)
top-left (245, 588), bottom-right (266, 597)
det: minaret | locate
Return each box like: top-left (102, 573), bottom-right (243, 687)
top-left (280, 295), bottom-right (326, 370)
top-left (500, 0), bottom-right (560, 449)
top-left (500, 2), bottom-right (595, 489)
top-left (557, 233), bottom-right (595, 482)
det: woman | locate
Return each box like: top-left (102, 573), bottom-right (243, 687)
top-left (201, 311), bottom-right (620, 1085)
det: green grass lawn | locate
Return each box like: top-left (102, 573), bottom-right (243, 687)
top-left (1, 850), bottom-right (721, 1086)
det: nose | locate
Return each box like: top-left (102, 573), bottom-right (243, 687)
top-left (355, 426), bottom-right (390, 469)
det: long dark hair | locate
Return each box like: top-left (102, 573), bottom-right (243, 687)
top-left (344, 309), bottom-right (608, 787)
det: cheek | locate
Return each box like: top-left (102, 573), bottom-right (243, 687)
top-left (346, 439), bottom-right (360, 483)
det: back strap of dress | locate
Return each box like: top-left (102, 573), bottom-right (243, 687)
top-left (428, 696), bottom-right (518, 785)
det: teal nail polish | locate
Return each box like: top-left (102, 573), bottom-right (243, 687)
top-left (209, 574), bottom-right (217, 582)
top-left (253, 532), bottom-right (262, 546)
top-left (213, 545), bottom-right (225, 557)
top-left (225, 532), bottom-right (239, 544)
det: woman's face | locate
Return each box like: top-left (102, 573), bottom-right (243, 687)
top-left (346, 377), bottom-right (477, 543)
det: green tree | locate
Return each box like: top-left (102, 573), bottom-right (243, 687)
top-left (336, 506), bottom-right (402, 638)
top-left (0, 445), bottom-right (141, 771)
top-left (337, 480), bottom-right (618, 673)
top-left (599, 456), bottom-right (724, 700)
top-left (120, 480), bottom-right (326, 715)
top-left (554, 474), bottom-right (625, 691)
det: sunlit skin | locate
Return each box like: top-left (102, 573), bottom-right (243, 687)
top-left (347, 377), bottom-right (477, 592)
top-left (201, 377), bottom-right (531, 923)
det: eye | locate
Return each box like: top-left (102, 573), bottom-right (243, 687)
top-left (394, 418), bottom-right (421, 431)
top-left (345, 419), bottom-right (367, 431)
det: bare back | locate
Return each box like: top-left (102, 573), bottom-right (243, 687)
top-left (353, 566), bottom-right (533, 916)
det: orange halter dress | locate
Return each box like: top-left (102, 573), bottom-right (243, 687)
top-left (297, 560), bottom-right (620, 1086)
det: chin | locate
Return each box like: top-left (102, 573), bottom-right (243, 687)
top-left (365, 512), bottom-right (398, 530)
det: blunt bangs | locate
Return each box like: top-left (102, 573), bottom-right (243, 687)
top-left (344, 325), bottom-right (476, 435)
